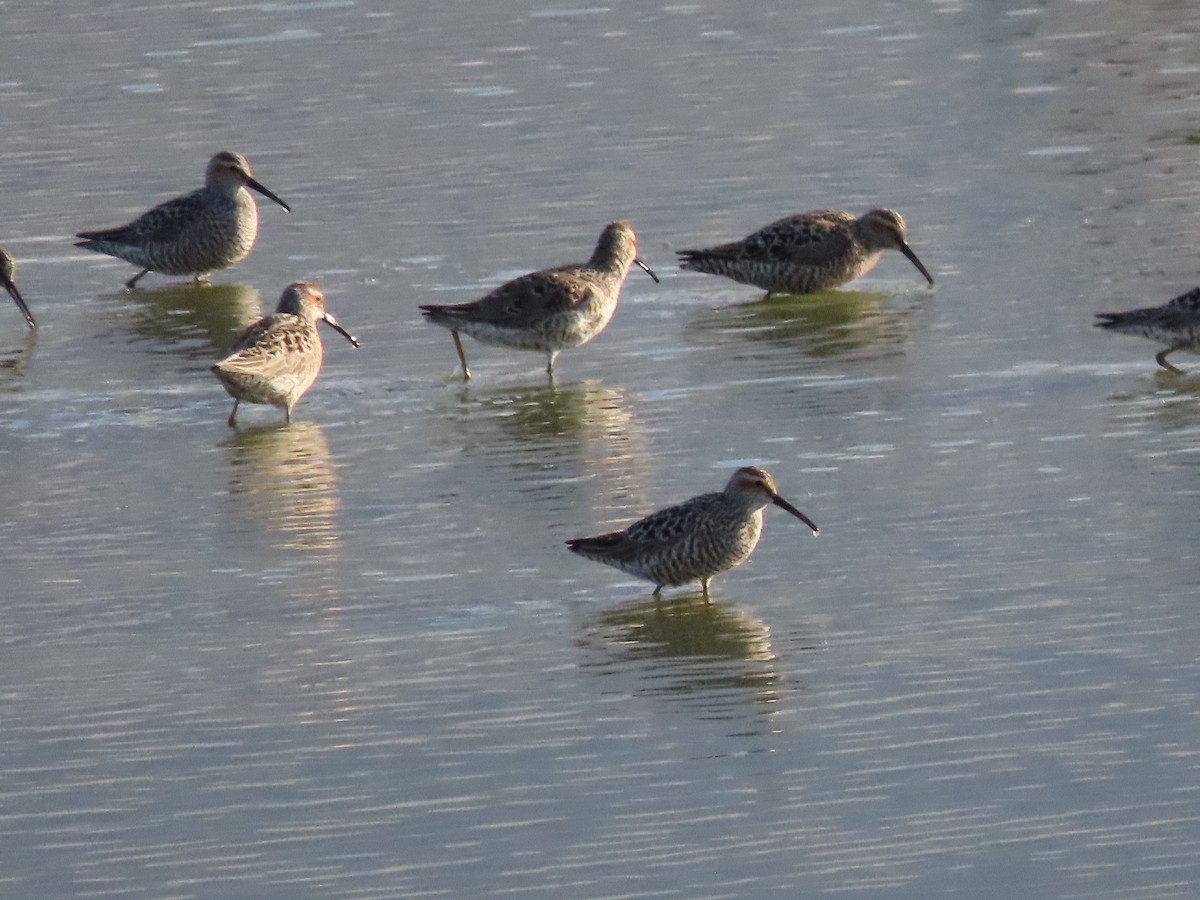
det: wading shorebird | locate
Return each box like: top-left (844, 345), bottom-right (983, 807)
top-left (76, 151), bottom-right (291, 290)
top-left (677, 208), bottom-right (934, 296)
top-left (567, 466), bottom-right (819, 597)
top-left (419, 220), bottom-right (659, 380)
top-left (1095, 286), bottom-right (1200, 374)
top-left (211, 281), bottom-right (359, 427)
top-left (0, 246), bottom-right (37, 329)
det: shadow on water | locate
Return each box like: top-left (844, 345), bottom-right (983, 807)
top-left (578, 593), bottom-right (804, 733)
top-left (115, 282), bottom-right (263, 358)
top-left (221, 420), bottom-right (342, 557)
top-left (685, 289), bottom-right (917, 361)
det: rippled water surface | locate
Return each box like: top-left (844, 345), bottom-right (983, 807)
top-left (3, 1), bottom-right (1200, 897)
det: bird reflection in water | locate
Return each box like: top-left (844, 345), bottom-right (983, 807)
top-left (0, 328), bottom-right (37, 388)
top-left (448, 378), bottom-right (654, 513)
top-left (1101, 370), bottom-right (1200, 433)
top-left (116, 282), bottom-right (263, 358)
top-left (687, 289), bottom-right (916, 361)
top-left (222, 421), bottom-right (356, 729)
top-left (222, 420), bottom-right (342, 556)
top-left (580, 594), bottom-right (799, 729)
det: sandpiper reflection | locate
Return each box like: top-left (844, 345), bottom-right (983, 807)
top-left (687, 290), bottom-right (915, 361)
top-left (222, 420), bottom-right (342, 556)
top-left (580, 594), bottom-right (789, 729)
top-left (446, 378), bottom-right (654, 513)
top-left (119, 282), bottom-right (263, 357)
top-left (0, 328), bottom-right (36, 387)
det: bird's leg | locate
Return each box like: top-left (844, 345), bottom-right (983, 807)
top-left (1156, 345), bottom-right (1186, 374)
top-left (700, 577), bottom-right (710, 598)
top-left (653, 584), bottom-right (664, 598)
top-left (125, 268), bottom-right (151, 290)
top-left (451, 330), bottom-right (471, 381)
top-left (546, 350), bottom-right (559, 376)
top-left (226, 400), bottom-right (239, 428)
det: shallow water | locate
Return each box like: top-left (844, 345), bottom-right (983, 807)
top-left (3, 1), bottom-right (1200, 897)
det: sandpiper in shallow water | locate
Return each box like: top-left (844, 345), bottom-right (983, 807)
top-left (566, 466), bottom-right (819, 597)
top-left (677, 208), bottom-right (934, 296)
top-left (1095, 286), bottom-right (1200, 374)
top-left (76, 151), bottom-right (291, 290)
top-left (419, 221), bottom-right (659, 380)
top-left (211, 281), bottom-right (359, 427)
top-left (0, 246), bottom-right (37, 329)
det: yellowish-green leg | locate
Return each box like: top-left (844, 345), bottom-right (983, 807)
top-left (451, 330), bottom-right (471, 380)
top-left (1157, 345), bottom-right (1186, 374)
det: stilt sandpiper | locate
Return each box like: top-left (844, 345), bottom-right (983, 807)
top-left (567, 466), bottom-right (818, 597)
top-left (211, 281), bottom-right (358, 427)
top-left (0, 246), bottom-right (37, 329)
top-left (419, 220), bottom-right (659, 380)
top-left (677, 208), bottom-right (934, 296)
top-left (1094, 286), bottom-right (1200, 374)
top-left (76, 151), bottom-right (290, 290)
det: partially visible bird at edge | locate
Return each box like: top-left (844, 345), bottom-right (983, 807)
top-left (76, 151), bottom-right (290, 290)
top-left (419, 220), bottom-right (659, 380)
top-left (677, 207), bottom-right (934, 296)
top-left (566, 466), bottom-right (819, 598)
top-left (211, 281), bottom-right (359, 427)
top-left (0, 246), bottom-right (37, 329)
top-left (1095, 286), bottom-right (1200, 374)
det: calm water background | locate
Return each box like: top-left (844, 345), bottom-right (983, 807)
top-left (2, 1), bottom-right (1200, 897)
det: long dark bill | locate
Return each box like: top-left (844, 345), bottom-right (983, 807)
top-left (246, 177), bottom-right (292, 213)
top-left (772, 495), bottom-right (819, 535)
top-left (634, 258), bottom-right (661, 283)
top-left (322, 313), bottom-right (360, 348)
top-left (2, 279), bottom-right (36, 330)
top-left (899, 243), bottom-right (934, 286)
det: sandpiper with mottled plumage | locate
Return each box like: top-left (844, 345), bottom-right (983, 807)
top-left (567, 466), bottom-right (819, 597)
top-left (76, 151), bottom-right (291, 290)
top-left (211, 281), bottom-right (359, 427)
top-left (677, 208), bottom-right (934, 296)
top-left (419, 221), bottom-right (659, 380)
top-left (0, 246), bottom-right (37, 329)
top-left (1095, 286), bottom-right (1200, 373)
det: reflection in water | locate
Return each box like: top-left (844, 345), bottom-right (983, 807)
top-left (121, 282), bottom-right (262, 357)
top-left (447, 378), bottom-right (654, 514)
top-left (457, 378), bottom-right (632, 442)
top-left (1154, 369), bottom-right (1200, 395)
top-left (1103, 372), bottom-right (1200, 432)
top-left (686, 290), bottom-right (915, 361)
top-left (223, 420), bottom-right (342, 557)
top-left (580, 594), bottom-right (795, 731)
top-left (222, 422), bottom-right (357, 732)
top-left (0, 328), bottom-right (36, 389)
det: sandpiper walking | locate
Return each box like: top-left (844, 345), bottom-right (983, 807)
top-left (211, 281), bottom-right (359, 427)
top-left (76, 151), bottom-right (291, 290)
top-left (0, 246), bottom-right (37, 329)
top-left (1095, 286), bottom-right (1200, 373)
top-left (677, 208), bottom-right (934, 296)
top-left (567, 466), bottom-right (819, 597)
top-left (419, 221), bottom-right (659, 380)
